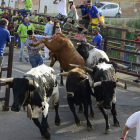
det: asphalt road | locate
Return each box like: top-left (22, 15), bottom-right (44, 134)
top-left (0, 47), bottom-right (140, 140)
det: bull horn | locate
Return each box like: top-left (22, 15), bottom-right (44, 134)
top-left (29, 80), bottom-right (39, 89)
top-left (57, 72), bottom-right (69, 76)
top-left (0, 78), bottom-right (13, 82)
top-left (69, 64), bottom-right (93, 73)
top-left (116, 82), bottom-right (127, 89)
top-left (77, 42), bottom-right (81, 45)
top-left (80, 74), bottom-right (88, 79)
top-left (117, 61), bottom-right (132, 71)
top-left (86, 43), bottom-right (96, 48)
top-left (92, 81), bottom-right (102, 88)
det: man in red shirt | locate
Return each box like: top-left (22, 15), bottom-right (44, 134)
top-left (133, 33), bottom-right (140, 83)
top-left (2, 9), bottom-right (9, 20)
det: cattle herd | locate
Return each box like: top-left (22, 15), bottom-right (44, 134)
top-left (0, 33), bottom-right (131, 140)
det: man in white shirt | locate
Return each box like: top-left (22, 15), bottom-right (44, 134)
top-left (120, 111), bottom-right (140, 140)
top-left (53, 0), bottom-right (67, 23)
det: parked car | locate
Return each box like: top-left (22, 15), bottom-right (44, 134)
top-left (96, 2), bottom-right (122, 18)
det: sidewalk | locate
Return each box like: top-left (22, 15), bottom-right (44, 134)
top-left (117, 72), bottom-right (140, 87)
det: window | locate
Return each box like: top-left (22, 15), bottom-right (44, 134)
top-left (111, 4), bottom-right (118, 8)
top-left (103, 4), bottom-right (112, 9)
top-left (96, 3), bottom-right (104, 8)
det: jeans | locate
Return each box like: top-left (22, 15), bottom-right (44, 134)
top-left (14, 35), bottom-right (21, 46)
top-left (18, 9), bottom-right (31, 17)
top-left (20, 41), bottom-right (29, 59)
top-left (29, 53), bottom-right (43, 68)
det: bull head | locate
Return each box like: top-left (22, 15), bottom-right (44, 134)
top-left (77, 42), bottom-right (96, 48)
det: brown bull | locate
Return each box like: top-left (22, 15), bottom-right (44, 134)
top-left (29, 33), bottom-right (85, 72)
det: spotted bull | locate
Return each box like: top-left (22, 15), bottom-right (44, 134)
top-left (0, 64), bottom-right (60, 140)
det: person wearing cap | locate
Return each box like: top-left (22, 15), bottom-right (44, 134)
top-left (87, 0), bottom-right (104, 30)
top-left (25, 30), bottom-right (49, 68)
top-left (92, 27), bottom-right (102, 50)
top-left (120, 111), bottom-right (140, 140)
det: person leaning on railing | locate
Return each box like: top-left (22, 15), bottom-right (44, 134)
top-left (0, 18), bottom-right (11, 72)
top-left (0, 2), bottom-right (5, 19)
top-left (17, 16), bottom-right (34, 62)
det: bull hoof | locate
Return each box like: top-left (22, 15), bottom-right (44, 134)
top-left (55, 122), bottom-right (60, 126)
top-left (76, 121), bottom-right (81, 127)
top-left (78, 109), bottom-right (83, 113)
top-left (105, 129), bottom-right (111, 134)
top-left (47, 128), bottom-right (50, 131)
top-left (90, 113), bottom-right (95, 117)
top-left (114, 122), bottom-right (120, 127)
top-left (87, 125), bottom-right (93, 130)
top-left (59, 83), bottom-right (64, 86)
top-left (41, 135), bottom-right (51, 140)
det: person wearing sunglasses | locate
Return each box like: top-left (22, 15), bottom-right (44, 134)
top-left (87, 0), bottom-right (104, 31)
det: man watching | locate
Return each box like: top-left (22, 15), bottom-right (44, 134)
top-left (17, 17), bottom-right (34, 62)
top-left (0, 19), bottom-right (11, 71)
top-left (76, 0), bottom-right (90, 30)
top-left (25, 30), bottom-right (47, 68)
top-left (87, 0), bottom-right (104, 30)
top-left (92, 27), bottom-right (102, 50)
top-left (0, 2), bottom-right (5, 14)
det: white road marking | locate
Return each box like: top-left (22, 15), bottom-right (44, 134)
top-left (12, 68), bottom-right (25, 74)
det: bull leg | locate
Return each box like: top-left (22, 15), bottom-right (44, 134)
top-left (89, 100), bottom-right (95, 117)
top-left (41, 115), bottom-right (50, 131)
top-left (111, 103), bottom-right (117, 115)
top-left (99, 107), bottom-right (111, 133)
top-left (60, 67), bottom-right (64, 86)
top-left (54, 102), bottom-right (61, 126)
top-left (50, 53), bottom-right (55, 67)
top-left (111, 103), bottom-right (120, 127)
top-left (67, 98), bottom-right (81, 127)
top-left (78, 103), bottom-right (83, 113)
top-left (32, 118), bottom-right (51, 140)
top-left (83, 101), bottom-right (93, 130)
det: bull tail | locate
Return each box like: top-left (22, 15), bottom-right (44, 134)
top-left (29, 38), bottom-right (47, 47)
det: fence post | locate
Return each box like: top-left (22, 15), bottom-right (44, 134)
top-left (3, 37), bottom-right (14, 111)
top-left (104, 27), bottom-right (109, 52)
top-left (120, 20), bottom-right (126, 60)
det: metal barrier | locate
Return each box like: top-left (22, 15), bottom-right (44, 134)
top-left (124, 45), bottom-right (136, 71)
top-left (0, 37), bottom-right (14, 111)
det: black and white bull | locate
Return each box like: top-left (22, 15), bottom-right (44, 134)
top-left (0, 64), bottom-right (60, 140)
top-left (71, 63), bottom-right (127, 133)
top-left (76, 42), bottom-right (130, 79)
top-left (58, 68), bottom-right (94, 130)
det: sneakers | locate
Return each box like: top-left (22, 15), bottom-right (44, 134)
top-left (133, 79), bottom-right (140, 83)
top-left (19, 58), bottom-right (22, 62)
top-left (25, 57), bottom-right (29, 62)
top-left (54, 13), bottom-right (65, 21)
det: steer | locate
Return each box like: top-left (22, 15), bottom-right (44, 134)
top-left (70, 63), bottom-right (127, 133)
top-left (58, 67), bottom-right (94, 130)
top-left (76, 42), bottom-right (130, 79)
top-left (29, 33), bottom-right (85, 85)
top-left (0, 64), bottom-right (60, 140)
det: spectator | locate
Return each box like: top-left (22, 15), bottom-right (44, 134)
top-left (76, 0), bottom-right (90, 30)
top-left (2, 9), bottom-right (9, 20)
top-left (18, 0), bottom-right (33, 17)
top-left (91, 27), bottom-right (102, 50)
top-left (44, 17), bottom-right (54, 59)
top-left (53, 0), bottom-right (67, 24)
top-left (1, 0), bottom-right (5, 5)
top-left (0, 2), bottom-right (5, 14)
top-left (35, 16), bottom-right (44, 35)
top-left (9, 6), bottom-right (13, 16)
top-left (25, 30), bottom-right (47, 68)
top-left (87, 0), bottom-right (104, 31)
top-left (120, 111), bottom-right (140, 140)
top-left (0, 19), bottom-right (11, 71)
top-left (133, 33), bottom-right (140, 83)
top-left (17, 17), bottom-right (35, 62)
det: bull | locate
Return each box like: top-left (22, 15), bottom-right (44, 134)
top-left (76, 42), bottom-right (131, 79)
top-left (0, 64), bottom-right (60, 140)
top-left (29, 33), bottom-right (85, 85)
top-left (70, 63), bottom-right (127, 133)
top-left (58, 67), bottom-right (94, 130)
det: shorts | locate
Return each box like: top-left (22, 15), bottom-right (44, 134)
top-left (92, 15), bottom-right (105, 29)
top-left (78, 19), bottom-right (90, 29)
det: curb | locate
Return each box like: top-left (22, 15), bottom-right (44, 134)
top-left (118, 78), bottom-right (140, 88)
